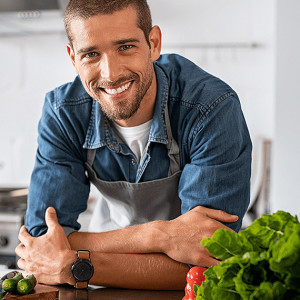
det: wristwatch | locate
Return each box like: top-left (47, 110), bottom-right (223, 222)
top-left (71, 250), bottom-right (94, 288)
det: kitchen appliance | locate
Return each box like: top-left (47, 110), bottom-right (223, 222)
top-left (0, 188), bottom-right (27, 269)
top-left (0, 0), bottom-right (69, 35)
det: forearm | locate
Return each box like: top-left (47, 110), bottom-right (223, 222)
top-left (67, 222), bottom-right (189, 289)
top-left (63, 250), bottom-right (188, 289)
top-left (68, 207), bottom-right (240, 267)
top-left (88, 252), bottom-right (188, 289)
top-left (68, 220), bottom-right (165, 254)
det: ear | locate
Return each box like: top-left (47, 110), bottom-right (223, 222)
top-left (149, 25), bottom-right (162, 62)
top-left (66, 43), bottom-right (79, 74)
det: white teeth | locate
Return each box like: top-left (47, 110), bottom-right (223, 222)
top-left (104, 82), bottom-right (131, 95)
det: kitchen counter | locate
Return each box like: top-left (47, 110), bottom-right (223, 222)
top-left (1, 269), bottom-right (185, 300)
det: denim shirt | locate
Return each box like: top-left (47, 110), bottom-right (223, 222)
top-left (25, 54), bottom-right (252, 237)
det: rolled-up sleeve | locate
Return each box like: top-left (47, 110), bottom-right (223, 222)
top-left (179, 95), bottom-right (252, 232)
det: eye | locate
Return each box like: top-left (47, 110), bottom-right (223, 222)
top-left (84, 52), bottom-right (98, 58)
top-left (119, 45), bottom-right (133, 51)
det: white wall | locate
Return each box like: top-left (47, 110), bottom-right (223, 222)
top-left (271, 0), bottom-right (300, 216)
top-left (149, 0), bottom-right (276, 143)
top-left (0, 33), bottom-right (75, 186)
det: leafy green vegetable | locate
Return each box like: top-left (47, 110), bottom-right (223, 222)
top-left (194, 211), bottom-right (300, 299)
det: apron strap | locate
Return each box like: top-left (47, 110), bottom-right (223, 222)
top-left (86, 148), bottom-right (97, 166)
top-left (164, 103), bottom-right (181, 176)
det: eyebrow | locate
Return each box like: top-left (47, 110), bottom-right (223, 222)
top-left (112, 38), bottom-right (140, 45)
top-left (77, 46), bottom-right (98, 55)
top-left (76, 38), bottom-right (140, 55)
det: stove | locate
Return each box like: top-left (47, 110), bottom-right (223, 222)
top-left (0, 188), bottom-right (27, 269)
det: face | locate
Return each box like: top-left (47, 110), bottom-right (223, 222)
top-left (67, 6), bottom-right (161, 125)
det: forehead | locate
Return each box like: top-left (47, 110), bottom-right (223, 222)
top-left (70, 6), bottom-right (144, 48)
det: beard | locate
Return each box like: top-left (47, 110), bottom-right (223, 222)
top-left (90, 60), bottom-right (154, 121)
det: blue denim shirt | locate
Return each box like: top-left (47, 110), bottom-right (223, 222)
top-left (26, 54), bottom-right (252, 237)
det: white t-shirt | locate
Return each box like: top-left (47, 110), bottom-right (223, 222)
top-left (112, 119), bottom-right (153, 162)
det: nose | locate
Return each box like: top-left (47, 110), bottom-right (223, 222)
top-left (99, 53), bottom-right (121, 82)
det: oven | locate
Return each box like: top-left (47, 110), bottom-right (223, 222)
top-left (0, 188), bottom-right (27, 269)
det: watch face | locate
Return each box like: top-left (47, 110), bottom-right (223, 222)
top-left (72, 259), bottom-right (94, 282)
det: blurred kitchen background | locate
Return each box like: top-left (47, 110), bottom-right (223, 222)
top-left (0, 0), bottom-right (299, 268)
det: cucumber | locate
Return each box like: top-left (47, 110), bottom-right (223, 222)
top-left (2, 272), bottom-right (24, 292)
top-left (17, 279), bottom-right (33, 295)
top-left (25, 274), bottom-right (37, 287)
top-left (0, 271), bottom-right (20, 299)
top-left (17, 274), bottom-right (37, 295)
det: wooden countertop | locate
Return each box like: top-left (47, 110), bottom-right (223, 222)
top-left (3, 284), bottom-right (184, 300)
top-left (1, 269), bottom-right (184, 300)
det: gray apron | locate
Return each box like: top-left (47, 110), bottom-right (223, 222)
top-left (85, 104), bottom-right (182, 232)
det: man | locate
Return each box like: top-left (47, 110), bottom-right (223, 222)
top-left (16, 0), bottom-right (252, 290)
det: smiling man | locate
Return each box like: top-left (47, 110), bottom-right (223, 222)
top-left (68, 6), bottom-right (158, 126)
top-left (16, 0), bottom-right (252, 290)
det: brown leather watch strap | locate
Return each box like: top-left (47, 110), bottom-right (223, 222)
top-left (75, 281), bottom-right (88, 289)
top-left (72, 250), bottom-right (93, 289)
top-left (77, 250), bottom-right (90, 260)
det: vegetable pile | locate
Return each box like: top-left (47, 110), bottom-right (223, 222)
top-left (191, 210), bottom-right (300, 299)
top-left (0, 271), bottom-right (37, 298)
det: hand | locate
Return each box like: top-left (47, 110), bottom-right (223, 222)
top-left (15, 207), bottom-right (76, 285)
top-left (159, 206), bottom-right (238, 267)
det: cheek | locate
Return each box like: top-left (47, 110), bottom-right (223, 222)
top-left (130, 56), bottom-right (152, 79)
top-left (80, 64), bottom-right (98, 79)
top-left (78, 65), bottom-right (99, 88)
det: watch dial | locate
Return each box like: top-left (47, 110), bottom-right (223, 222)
top-left (72, 260), bottom-right (94, 281)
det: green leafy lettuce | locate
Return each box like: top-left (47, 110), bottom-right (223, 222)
top-left (194, 211), bottom-right (300, 300)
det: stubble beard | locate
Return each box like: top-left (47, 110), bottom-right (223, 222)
top-left (92, 63), bottom-right (154, 121)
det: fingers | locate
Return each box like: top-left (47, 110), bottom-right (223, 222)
top-left (15, 243), bottom-right (31, 272)
top-left (17, 257), bottom-right (26, 270)
top-left (18, 225), bottom-right (32, 247)
top-left (45, 206), bottom-right (59, 230)
top-left (203, 256), bottom-right (221, 267)
top-left (187, 246), bottom-right (221, 267)
top-left (15, 243), bottom-right (25, 258)
top-left (195, 206), bottom-right (239, 223)
top-left (17, 257), bottom-right (38, 274)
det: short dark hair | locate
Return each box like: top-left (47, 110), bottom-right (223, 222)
top-left (64, 0), bottom-right (152, 47)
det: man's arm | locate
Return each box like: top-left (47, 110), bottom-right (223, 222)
top-left (17, 207), bottom-right (189, 289)
top-left (88, 253), bottom-right (188, 289)
top-left (26, 90), bottom-right (91, 237)
top-left (179, 94), bottom-right (252, 232)
top-left (17, 206), bottom-right (238, 289)
top-left (68, 206), bottom-right (238, 266)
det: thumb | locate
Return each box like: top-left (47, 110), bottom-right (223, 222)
top-left (45, 206), bottom-right (59, 229)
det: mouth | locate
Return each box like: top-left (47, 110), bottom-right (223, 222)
top-left (101, 81), bottom-right (133, 95)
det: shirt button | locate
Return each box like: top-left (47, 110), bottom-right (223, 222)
top-left (131, 159), bottom-right (136, 165)
top-left (138, 167), bottom-right (142, 173)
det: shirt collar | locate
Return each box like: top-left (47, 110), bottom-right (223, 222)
top-left (83, 62), bottom-right (169, 150)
